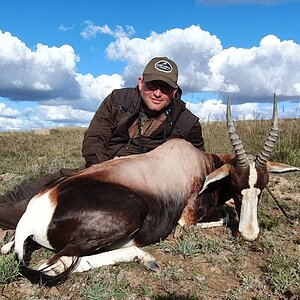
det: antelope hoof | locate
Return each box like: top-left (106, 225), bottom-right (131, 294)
top-left (182, 224), bottom-right (192, 234)
top-left (38, 256), bottom-right (72, 275)
top-left (233, 230), bottom-right (241, 238)
top-left (173, 224), bottom-right (184, 239)
top-left (146, 260), bottom-right (160, 272)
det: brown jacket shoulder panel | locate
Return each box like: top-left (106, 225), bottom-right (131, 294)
top-left (110, 87), bottom-right (141, 112)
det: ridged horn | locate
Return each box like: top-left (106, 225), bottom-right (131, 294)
top-left (255, 93), bottom-right (279, 168)
top-left (227, 96), bottom-right (249, 169)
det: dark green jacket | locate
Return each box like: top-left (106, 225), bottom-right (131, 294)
top-left (82, 87), bottom-right (204, 166)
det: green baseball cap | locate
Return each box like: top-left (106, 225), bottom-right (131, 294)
top-left (143, 57), bottom-right (178, 88)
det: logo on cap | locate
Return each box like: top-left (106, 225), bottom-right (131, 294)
top-left (154, 60), bottom-right (172, 73)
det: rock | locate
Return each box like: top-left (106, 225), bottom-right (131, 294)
top-left (0, 228), bottom-right (6, 243)
top-left (34, 128), bottom-right (51, 135)
top-left (49, 286), bottom-right (61, 297)
top-left (0, 173), bottom-right (17, 182)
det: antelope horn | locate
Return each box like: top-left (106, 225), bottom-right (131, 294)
top-left (255, 93), bottom-right (279, 168)
top-left (227, 96), bottom-right (249, 169)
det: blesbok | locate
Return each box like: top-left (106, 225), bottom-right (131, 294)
top-left (1, 95), bottom-right (299, 286)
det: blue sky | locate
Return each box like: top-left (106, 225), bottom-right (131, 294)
top-left (0, 0), bottom-right (299, 131)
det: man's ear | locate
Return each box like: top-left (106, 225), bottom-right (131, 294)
top-left (137, 77), bottom-right (143, 91)
top-left (172, 87), bottom-right (178, 98)
top-left (199, 163), bottom-right (232, 194)
top-left (267, 161), bottom-right (300, 173)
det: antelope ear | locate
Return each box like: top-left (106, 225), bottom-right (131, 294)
top-left (200, 163), bottom-right (232, 194)
top-left (267, 161), bottom-right (300, 173)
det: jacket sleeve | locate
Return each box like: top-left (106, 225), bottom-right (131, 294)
top-left (186, 120), bottom-right (205, 151)
top-left (82, 93), bottom-right (114, 166)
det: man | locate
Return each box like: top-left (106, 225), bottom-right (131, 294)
top-left (0, 56), bottom-right (204, 230)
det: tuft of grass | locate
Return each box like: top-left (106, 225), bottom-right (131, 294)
top-left (154, 293), bottom-right (200, 300)
top-left (258, 212), bottom-right (280, 231)
top-left (263, 250), bottom-right (299, 297)
top-left (157, 233), bottom-right (224, 258)
top-left (250, 233), bottom-right (276, 253)
top-left (191, 271), bottom-right (208, 291)
top-left (198, 235), bottom-right (224, 254)
top-left (227, 275), bottom-right (266, 300)
top-left (160, 264), bottom-right (185, 283)
top-left (81, 281), bottom-right (128, 300)
top-left (0, 254), bottom-right (20, 283)
top-left (172, 238), bottom-right (201, 258)
top-left (155, 239), bottom-right (198, 257)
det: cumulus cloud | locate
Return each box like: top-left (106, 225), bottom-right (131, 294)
top-left (58, 24), bottom-right (74, 32)
top-left (0, 25), bottom-right (300, 131)
top-left (0, 29), bottom-right (126, 130)
top-left (0, 30), bottom-right (123, 107)
top-left (80, 21), bottom-right (135, 40)
top-left (0, 102), bottom-right (33, 130)
top-left (210, 34), bottom-right (300, 101)
top-left (102, 25), bottom-right (300, 102)
top-left (0, 116), bottom-right (26, 131)
top-left (186, 99), bottom-right (226, 122)
top-left (105, 25), bottom-right (223, 91)
top-left (186, 99), bottom-right (261, 121)
top-left (0, 102), bottom-right (21, 118)
top-left (0, 30), bottom-right (81, 101)
top-left (35, 105), bottom-right (94, 124)
top-left (2, 26), bottom-right (300, 105)
top-left (39, 73), bottom-right (124, 112)
top-left (74, 73), bottom-right (123, 111)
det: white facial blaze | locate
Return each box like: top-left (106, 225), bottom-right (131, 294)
top-left (238, 162), bottom-right (261, 241)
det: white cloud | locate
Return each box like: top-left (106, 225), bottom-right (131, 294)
top-left (0, 26), bottom-right (299, 131)
top-left (0, 116), bottom-right (26, 131)
top-left (210, 34), bottom-right (300, 100)
top-left (37, 73), bottom-right (124, 112)
top-left (105, 25), bottom-right (223, 90)
top-left (260, 35), bottom-right (281, 46)
top-left (74, 73), bottom-right (123, 111)
top-left (36, 105), bottom-right (94, 123)
top-left (0, 30), bottom-right (81, 101)
top-left (186, 99), bottom-right (276, 122)
top-left (186, 99), bottom-right (226, 122)
top-left (58, 25), bottom-right (74, 32)
top-left (0, 30), bottom-right (123, 110)
top-left (186, 99), bottom-right (259, 121)
top-left (0, 102), bottom-right (21, 117)
top-left (103, 25), bottom-right (300, 101)
top-left (2, 26), bottom-right (299, 105)
top-left (81, 21), bottom-right (135, 40)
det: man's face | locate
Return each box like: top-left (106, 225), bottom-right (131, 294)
top-left (138, 78), bottom-right (178, 112)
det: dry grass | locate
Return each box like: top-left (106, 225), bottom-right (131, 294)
top-left (202, 118), bottom-right (300, 166)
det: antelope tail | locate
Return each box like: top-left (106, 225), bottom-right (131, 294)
top-left (17, 253), bottom-right (79, 287)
